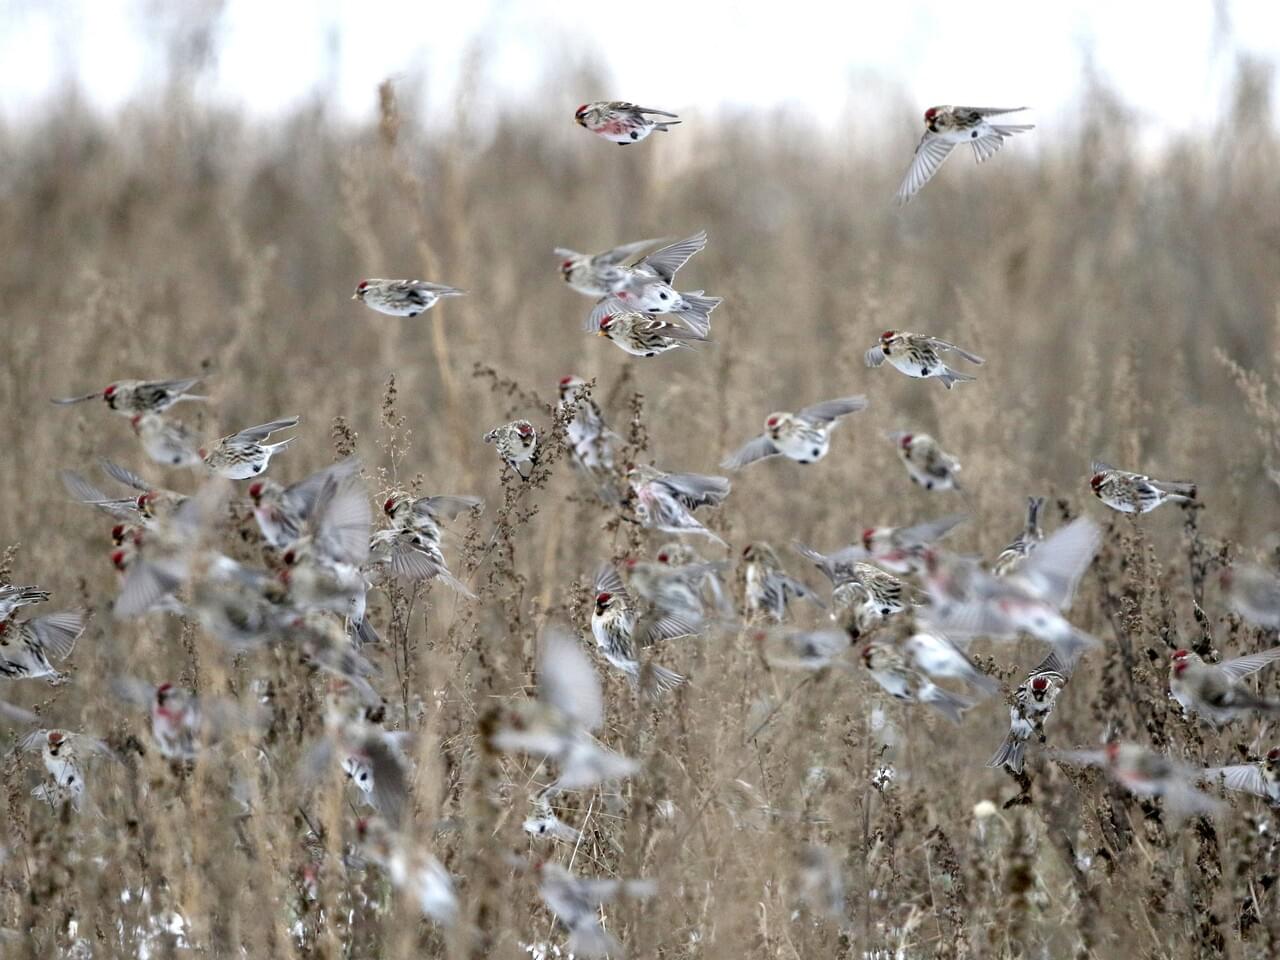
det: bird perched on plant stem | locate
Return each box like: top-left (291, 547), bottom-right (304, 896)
top-left (483, 420), bottom-right (537, 479)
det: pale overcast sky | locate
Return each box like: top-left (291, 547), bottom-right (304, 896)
top-left (1, 0), bottom-right (1276, 139)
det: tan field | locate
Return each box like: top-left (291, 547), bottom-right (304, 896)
top-left (3, 49), bottom-right (1280, 960)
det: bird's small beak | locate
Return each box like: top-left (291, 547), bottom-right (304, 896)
top-left (575, 117), bottom-right (586, 127)
top-left (596, 329), bottom-right (606, 337)
top-left (351, 293), bottom-right (359, 300)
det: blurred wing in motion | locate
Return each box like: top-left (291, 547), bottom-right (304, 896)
top-left (720, 435), bottom-right (779, 470)
top-left (798, 396), bottom-right (869, 423)
top-left (539, 625), bottom-right (604, 731)
top-left (895, 134), bottom-right (955, 204)
top-left (636, 230), bottom-right (707, 283)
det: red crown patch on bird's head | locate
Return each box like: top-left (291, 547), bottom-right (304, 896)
top-left (656, 551), bottom-right (669, 563)
top-left (103, 384), bottom-right (117, 399)
top-left (1268, 747), bottom-right (1280, 762)
top-left (559, 375), bottom-right (575, 386)
top-left (595, 592), bottom-right (612, 606)
top-left (48, 730), bottom-right (64, 744)
top-left (575, 105), bottom-right (588, 118)
top-left (383, 496), bottom-right (397, 515)
top-left (599, 315), bottom-right (615, 330)
top-left (861, 528), bottom-right (876, 549)
top-left (880, 330), bottom-right (896, 342)
top-left (248, 482), bottom-right (264, 501)
top-left (899, 434), bottom-right (913, 449)
top-left (1172, 649), bottom-right (1190, 662)
top-left (924, 108), bottom-right (938, 122)
top-left (1031, 676), bottom-right (1049, 692)
top-left (517, 422), bottom-right (533, 437)
top-left (766, 415), bottom-right (779, 428)
top-left (1089, 473), bottom-right (1105, 490)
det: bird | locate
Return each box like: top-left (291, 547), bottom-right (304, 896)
top-left (0, 609), bottom-right (86, 683)
top-left (794, 515), bottom-right (967, 579)
top-left (895, 105), bottom-right (1034, 203)
top-left (201, 417), bottom-right (300, 480)
top-left (627, 464), bottom-right (730, 545)
top-left (1222, 563), bottom-right (1280, 628)
top-left (740, 542), bottom-right (824, 623)
top-left (901, 631), bottom-right (998, 697)
top-left (112, 679), bottom-right (205, 760)
top-left (574, 101), bottom-right (680, 144)
top-left (1089, 461), bottom-right (1196, 514)
top-left (556, 237), bottom-right (666, 298)
top-left (488, 624), bottom-right (638, 793)
top-left (756, 625), bottom-right (854, 671)
top-left (1169, 647), bottom-right (1280, 726)
top-left (19, 728), bottom-right (115, 808)
top-left (356, 817), bottom-right (457, 925)
top-left (352, 279), bottom-right (465, 317)
top-left (52, 376), bottom-right (207, 417)
top-left (860, 637), bottom-right (974, 724)
top-left (558, 376), bottom-right (618, 473)
top-left (865, 331), bottom-right (984, 389)
top-left (590, 565), bottom-right (694, 694)
top-left (988, 649), bottom-right (1076, 773)
top-left (0, 584), bottom-right (50, 621)
top-left (721, 396), bottom-right (869, 469)
top-left (130, 413), bottom-right (203, 468)
top-left (829, 564), bottom-right (915, 637)
top-left (248, 456), bottom-right (363, 550)
top-left (992, 496), bottom-right (1046, 576)
top-left (483, 419), bottom-right (537, 479)
top-left (1053, 742), bottom-right (1222, 825)
top-left (590, 304), bottom-right (710, 358)
top-left (889, 432), bottom-right (963, 491)
top-left (534, 860), bottom-right (655, 959)
top-left (1198, 748), bottom-right (1280, 807)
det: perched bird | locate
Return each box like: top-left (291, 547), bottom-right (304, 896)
top-left (1169, 647), bottom-right (1280, 726)
top-left (0, 584), bottom-right (50, 621)
top-left (741, 542), bottom-right (824, 623)
top-left (130, 413), bottom-right (203, 468)
top-left (352, 279), bottom-right (465, 317)
top-left (988, 649), bottom-right (1076, 773)
top-left (535, 860), bottom-right (655, 959)
top-left (866, 331), bottom-right (984, 390)
top-left (19, 728), bottom-right (115, 808)
top-left (890, 432), bottom-right (963, 491)
top-left (992, 496), bottom-right (1046, 576)
top-left (556, 237), bottom-right (664, 298)
top-left (0, 610), bottom-right (86, 683)
top-left (1198, 747), bottom-right (1280, 807)
top-left (722, 396), bottom-right (869, 469)
top-left (248, 456), bottom-right (363, 550)
top-left (895, 105), bottom-right (1034, 203)
top-left (1089, 461), bottom-right (1196, 514)
top-left (483, 419), bottom-right (537, 479)
top-left (861, 637), bottom-right (974, 724)
top-left (372, 489), bottom-right (477, 595)
top-left (591, 304), bottom-right (709, 358)
top-left (558, 376), bottom-right (618, 473)
top-left (628, 464), bottom-right (730, 545)
top-left (201, 417), bottom-right (300, 480)
top-left (575, 100), bottom-right (680, 144)
top-left (489, 625), bottom-right (637, 792)
top-left (591, 565), bottom-right (694, 694)
top-left (1222, 563), bottom-right (1280, 628)
top-left (1053, 742), bottom-right (1222, 824)
top-left (52, 376), bottom-right (207, 417)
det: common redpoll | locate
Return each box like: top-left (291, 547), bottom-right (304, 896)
top-left (623, 555), bottom-right (726, 629)
top-left (19, 728), bottom-right (115, 807)
top-left (890, 431), bottom-right (962, 491)
top-left (0, 584), bottom-right (50, 621)
top-left (130, 412), bottom-right (203, 468)
top-left (0, 610), bottom-right (86, 683)
top-left (627, 464), bottom-right (730, 545)
top-left (112, 679), bottom-right (204, 760)
top-left (794, 514), bottom-right (967, 580)
top-left (1053, 741), bottom-right (1222, 824)
top-left (248, 456), bottom-right (364, 550)
top-left (866, 331), bottom-right (984, 389)
top-left (992, 496), bottom-right (1045, 576)
top-left (201, 417), bottom-right (299, 480)
top-left (722, 396), bottom-right (869, 469)
top-left (489, 625), bottom-right (638, 792)
top-left (60, 458), bottom-right (183, 526)
top-left (558, 376), bottom-right (618, 472)
top-left (756, 625), bottom-right (853, 671)
top-left (52, 375), bottom-right (207, 416)
top-left (575, 100), bottom-right (680, 144)
top-left (1169, 647), bottom-right (1280, 725)
top-left (1198, 748), bottom-right (1280, 806)
top-left (591, 304), bottom-right (709, 357)
top-left (591, 565), bottom-right (694, 694)
top-left (369, 526), bottom-right (473, 597)
top-left (356, 817), bottom-right (457, 924)
top-left (1089, 461), bottom-right (1196, 514)
top-left (1222, 563), bottom-right (1280, 627)
top-left (382, 490), bottom-right (482, 537)
top-left (352, 279), bottom-right (465, 317)
top-left (281, 613), bottom-right (381, 705)
top-left (902, 631), bottom-right (998, 696)
top-left (860, 637), bottom-right (974, 723)
top-left (524, 792), bottom-right (584, 842)
top-left (535, 860), bottom-right (655, 959)
top-left (556, 237), bottom-right (665, 297)
top-left (740, 542), bottom-right (824, 623)
top-left (895, 105), bottom-right (1034, 204)
top-left (483, 419), bottom-right (537, 479)
top-left (987, 648), bottom-right (1076, 773)
top-left (922, 517), bottom-right (1101, 657)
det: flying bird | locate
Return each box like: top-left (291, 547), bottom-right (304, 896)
top-left (895, 105), bottom-right (1034, 203)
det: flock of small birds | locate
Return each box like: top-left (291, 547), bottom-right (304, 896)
top-left (5, 99), bottom-right (1279, 956)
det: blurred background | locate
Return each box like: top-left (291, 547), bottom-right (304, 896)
top-left (5, 2), bottom-right (1280, 957)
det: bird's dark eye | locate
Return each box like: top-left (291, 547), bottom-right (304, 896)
top-left (658, 292), bottom-right (668, 300)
